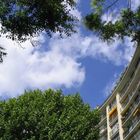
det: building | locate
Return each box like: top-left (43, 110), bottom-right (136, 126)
top-left (99, 45), bottom-right (140, 140)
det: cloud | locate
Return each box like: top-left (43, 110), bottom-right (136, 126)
top-left (0, 1), bottom-right (136, 98)
top-left (101, 10), bottom-right (120, 24)
top-left (0, 3), bottom-right (84, 98)
top-left (50, 32), bottom-right (135, 65)
top-left (102, 0), bottom-right (140, 24)
top-left (0, 36), bottom-right (85, 98)
top-left (0, 28), bottom-right (135, 98)
top-left (132, 0), bottom-right (140, 11)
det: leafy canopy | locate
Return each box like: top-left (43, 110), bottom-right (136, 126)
top-left (0, 89), bottom-right (100, 140)
top-left (0, 0), bottom-right (77, 42)
top-left (84, 0), bottom-right (140, 43)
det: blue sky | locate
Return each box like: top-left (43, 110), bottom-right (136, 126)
top-left (0, 0), bottom-right (139, 108)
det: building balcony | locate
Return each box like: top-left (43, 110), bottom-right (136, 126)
top-left (110, 115), bottom-right (118, 127)
top-left (120, 82), bottom-right (129, 99)
top-left (109, 105), bottom-right (117, 117)
top-left (122, 98), bottom-right (140, 125)
top-left (113, 135), bottom-right (120, 140)
top-left (110, 123), bottom-right (119, 139)
top-left (121, 83), bottom-right (140, 115)
top-left (121, 92), bottom-right (140, 115)
top-left (100, 127), bottom-right (107, 136)
top-left (100, 114), bottom-right (107, 125)
top-left (99, 117), bottom-right (107, 126)
top-left (99, 135), bottom-right (107, 140)
top-left (123, 117), bottom-right (140, 140)
top-left (131, 129), bottom-right (140, 140)
top-left (123, 103), bottom-right (140, 126)
top-left (120, 61), bottom-right (140, 101)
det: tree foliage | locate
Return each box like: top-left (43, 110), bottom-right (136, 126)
top-left (0, 0), bottom-right (77, 42)
top-left (0, 89), bottom-right (100, 140)
top-left (84, 0), bottom-right (140, 43)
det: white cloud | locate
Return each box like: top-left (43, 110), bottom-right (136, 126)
top-left (0, 36), bottom-right (85, 98)
top-left (0, 29), bottom-right (135, 98)
top-left (64, 0), bottom-right (81, 21)
top-left (101, 10), bottom-right (120, 24)
top-left (0, 1), bottom-right (136, 98)
top-left (50, 33), bottom-right (135, 65)
top-left (132, 0), bottom-right (140, 11)
top-left (102, 0), bottom-right (140, 23)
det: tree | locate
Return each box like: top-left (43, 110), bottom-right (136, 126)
top-left (0, 0), bottom-right (77, 63)
top-left (0, 0), bottom-right (77, 42)
top-left (84, 0), bottom-right (140, 43)
top-left (0, 89), bottom-right (100, 140)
